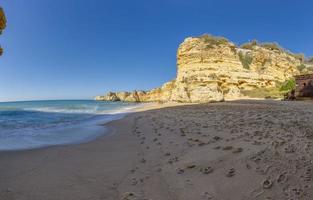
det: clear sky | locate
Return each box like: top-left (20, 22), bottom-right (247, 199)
top-left (0, 0), bottom-right (312, 102)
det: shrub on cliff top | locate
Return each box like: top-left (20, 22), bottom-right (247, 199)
top-left (240, 40), bottom-right (283, 52)
top-left (241, 40), bottom-right (305, 62)
top-left (260, 42), bottom-right (284, 52)
top-left (259, 43), bottom-right (304, 62)
top-left (199, 34), bottom-right (229, 49)
top-left (240, 40), bottom-right (258, 50)
top-left (238, 52), bottom-right (253, 70)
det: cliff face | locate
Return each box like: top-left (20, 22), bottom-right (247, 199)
top-left (96, 34), bottom-right (304, 103)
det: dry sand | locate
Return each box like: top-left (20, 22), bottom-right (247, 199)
top-left (1, 100), bottom-right (313, 200)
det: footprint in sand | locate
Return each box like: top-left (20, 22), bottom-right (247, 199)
top-left (176, 168), bottom-right (185, 174)
top-left (262, 178), bottom-right (273, 189)
top-left (121, 192), bottom-right (139, 200)
top-left (284, 144), bottom-right (296, 153)
top-left (156, 168), bottom-right (162, 172)
top-left (226, 168), bottom-right (236, 177)
top-left (164, 152), bottom-right (171, 156)
top-left (130, 178), bottom-right (138, 185)
top-left (287, 187), bottom-right (305, 199)
top-left (186, 164), bottom-right (196, 169)
top-left (232, 147), bottom-right (243, 153)
top-left (168, 156), bottom-right (179, 164)
top-left (202, 192), bottom-right (214, 200)
top-left (212, 136), bottom-right (222, 141)
top-left (198, 141), bottom-right (207, 146)
top-left (303, 168), bottom-right (312, 182)
top-left (277, 172), bottom-right (288, 184)
top-left (252, 141), bottom-right (262, 145)
top-left (201, 166), bottom-right (214, 174)
top-left (186, 179), bottom-right (193, 185)
top-left (222, 146), bottom-right (233, 151)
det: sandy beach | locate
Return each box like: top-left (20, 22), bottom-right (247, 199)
top-left (1, 100), bottom-right (313, 200)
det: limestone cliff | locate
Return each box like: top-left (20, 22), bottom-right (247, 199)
top-left (96, 34), bottom-right (306, 103)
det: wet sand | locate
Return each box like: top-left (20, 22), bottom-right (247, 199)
top-left (1, 100), bottom-right (313, 200)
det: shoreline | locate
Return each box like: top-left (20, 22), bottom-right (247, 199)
top-left (0, 102), bottom-right (181, 153)
top-left (1, 100), bottom-right (313, 199)
top-left (0, 101), bottom-right (163, 152)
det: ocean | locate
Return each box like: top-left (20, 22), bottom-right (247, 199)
top-left (0, 100), bottom-right (142, 151)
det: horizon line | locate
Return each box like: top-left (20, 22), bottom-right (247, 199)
top-left (0, 99), bottom-right (95, 103)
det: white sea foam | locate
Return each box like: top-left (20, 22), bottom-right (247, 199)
top-left (23, 104), bottom-right (141, 114)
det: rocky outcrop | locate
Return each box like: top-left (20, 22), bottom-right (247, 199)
top-left (96, 34), bottom-right (306, 103)
top-left (0, 7), bottom-right (6, 56)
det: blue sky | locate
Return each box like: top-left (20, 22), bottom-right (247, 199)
top-left (0, 0), bottom-right (312, 102)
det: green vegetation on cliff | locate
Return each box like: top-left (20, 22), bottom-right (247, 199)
top-left (242, 79), bottom-right (296, 99)
top-left (241, 87), bottom-right (283, 99)
top-left (238, 52), bottom-right (253, 69)
top-left (240, 40), bottom-right (284, 52)
top-left (241, 40), bottom-right (305, 63)
top-left (279, 79), bottom-right (296, 91)
top-left (199, 34), bottom-right (230, 49)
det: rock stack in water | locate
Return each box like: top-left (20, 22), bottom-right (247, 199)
top-left (96, 34), bottom-right (308, 103)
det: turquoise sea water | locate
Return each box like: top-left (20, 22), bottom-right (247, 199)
top-left (0, 100), bottom-right (141, 151)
